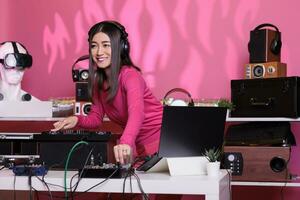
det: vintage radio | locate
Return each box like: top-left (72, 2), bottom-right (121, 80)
top-left (231, 77), bottom-right (300, 118)
top-left (244, 62), bottom-right (286, 79)
top-left (223, 146), bottom-right (291, 182)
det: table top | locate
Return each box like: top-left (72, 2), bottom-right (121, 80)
top-left (0, 169), bottom-right (229, 195)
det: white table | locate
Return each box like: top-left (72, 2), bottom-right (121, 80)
top-left (0, 169), bottom-right (230, 200)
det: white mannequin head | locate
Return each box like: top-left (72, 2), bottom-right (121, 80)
top-left (0, 42), bottom-right (28, 84)
top-left (0, 41), bottom-right (32, 101)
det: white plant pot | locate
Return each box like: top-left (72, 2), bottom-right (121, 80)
top-left (206, 161), bottom-right (220, 177)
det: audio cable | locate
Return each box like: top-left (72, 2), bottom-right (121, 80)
top-left (64, 140), bottom-right (89, 200)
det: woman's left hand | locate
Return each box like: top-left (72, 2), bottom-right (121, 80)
top-left (113, 144), bottom-right (132, 165)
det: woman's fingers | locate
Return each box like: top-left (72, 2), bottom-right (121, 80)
top-left (113, 144), bottom-right (132, 164)
top-left (51, 116), bottom-right (78, 131)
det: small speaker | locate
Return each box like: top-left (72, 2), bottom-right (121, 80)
top-left (75, 82), bottom-right (90, 101)
top-left (73, 69), bottom-right (89, 82)
top-left (249, 28), bottom-right (281, 63)
top-left (223, 146), bottom-right (290, 182)
top-left (244, 62), bottom-right (287, 79)
top-left (75, 101), bottom-right (92, 116)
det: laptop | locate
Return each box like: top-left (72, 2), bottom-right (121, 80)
top-left (136, 106), bottom-right (227, 172)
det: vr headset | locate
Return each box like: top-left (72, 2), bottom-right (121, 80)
top-left (0, 41), bottom-right (32, 70)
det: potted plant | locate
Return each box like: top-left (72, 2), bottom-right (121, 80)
top-left (217, 98), bottom-right (234, 110)
top-left (203, 148), bottom-right (222, 177)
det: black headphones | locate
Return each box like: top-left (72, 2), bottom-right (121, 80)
top-left (248, 23), bottom-right (282, 55)
top-left (72, 55), bottom-right (89, 82)
top-left (163, 88), bottom-right (194, 106)
top-left (89, 21), bottom-right (130, 58)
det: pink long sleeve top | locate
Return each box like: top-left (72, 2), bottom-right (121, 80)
top-left (77, 66), bottom-right (163, 148)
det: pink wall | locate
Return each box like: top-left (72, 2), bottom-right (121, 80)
top-left (1, 0), bottom-right (300, 199)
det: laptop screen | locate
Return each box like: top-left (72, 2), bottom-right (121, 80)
top-left (159, 106), bottom-right (227, 157)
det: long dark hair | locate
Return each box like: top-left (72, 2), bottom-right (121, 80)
top-left (87, 20), bottom-right (140, 102)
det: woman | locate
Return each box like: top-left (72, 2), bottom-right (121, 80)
top-left (52, 21), bottom-right (163, 165)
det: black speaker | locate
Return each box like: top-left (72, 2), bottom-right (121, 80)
top-left (223, 146), bottom-right (290, 182)
top-left (75, 82), bottom-right (90, 101)
top-left (248, 23), bottom-right (282, 63)
top-left (72, 55), bottom-right (89, 82)
top-left (38, 141), bottom-right (108, 169)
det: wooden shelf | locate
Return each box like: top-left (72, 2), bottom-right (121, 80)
top-left (226, 117), bottom-right (300, 122)
top-left (225, 110), bottom-right (300, 122)
top-left (231, 181), bottom-right (300, 187)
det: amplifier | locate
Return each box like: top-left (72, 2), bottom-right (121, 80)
top-left (231, 77), bottom-right (300, 118)
top-left (223, 146), bottom-right (291, 182)
top-left (36, 131), bottom-right (111, 169)
top-left (244, 62), bottom-right (286, 79)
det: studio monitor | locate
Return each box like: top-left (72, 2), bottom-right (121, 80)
top-left (75, 82), bottom-right (90, 102)
top-left (244, 62), bottom-right (286, 79)
top-left (223, 146), bottom-right (290, 182)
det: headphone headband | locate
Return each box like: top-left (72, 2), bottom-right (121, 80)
top-left (254, 23), bottom-right (280, 33)
top-left (163, 88), bottom-right (194, 106)
top-left (72, 55), bottom-right (89, 70)
top-left (1, 41), bottom-right (29, 54)
top-left (105, 20), bottom-right (128, 39)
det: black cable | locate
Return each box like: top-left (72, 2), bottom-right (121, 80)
top-left (31, 186), bottom-right (40, 200)
top-left (220, 157), bottom-right (232, 200)
top-left (35, 175), bottom-right (53, 200)
top-left (70, 168), bottom-right (119, 198)
top-left (132, 172), bottom-right (149, 200)
top-left (71, 145), bottom-right (96, 198)
top-left (122, 168), bottom-right (132, 199)
top-left (13, 174), bottom-right (16, 200)
top-left (224, 168), bottom-right (232, 200)
top-left (106, 193), bottom-right (112, 200)
top-left (28, 172), bottom-right (33, 200)
top-left (70, 173), bottom-right (79, 200)
top-left (0, 166), bottom-right (5, 170)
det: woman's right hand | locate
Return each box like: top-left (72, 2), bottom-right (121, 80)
top-left (51, 116), bottom-right (79, 131)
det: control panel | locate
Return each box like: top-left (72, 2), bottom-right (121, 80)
top-left (223, 152), bottom-right (243, 175)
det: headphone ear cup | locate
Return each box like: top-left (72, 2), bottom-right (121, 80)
top-left (121, 39), bottom-right (129, 58)
top-left (270, 39), bottom-right (282, 55)
top-left (248, 40), bottom-right (252, 53)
